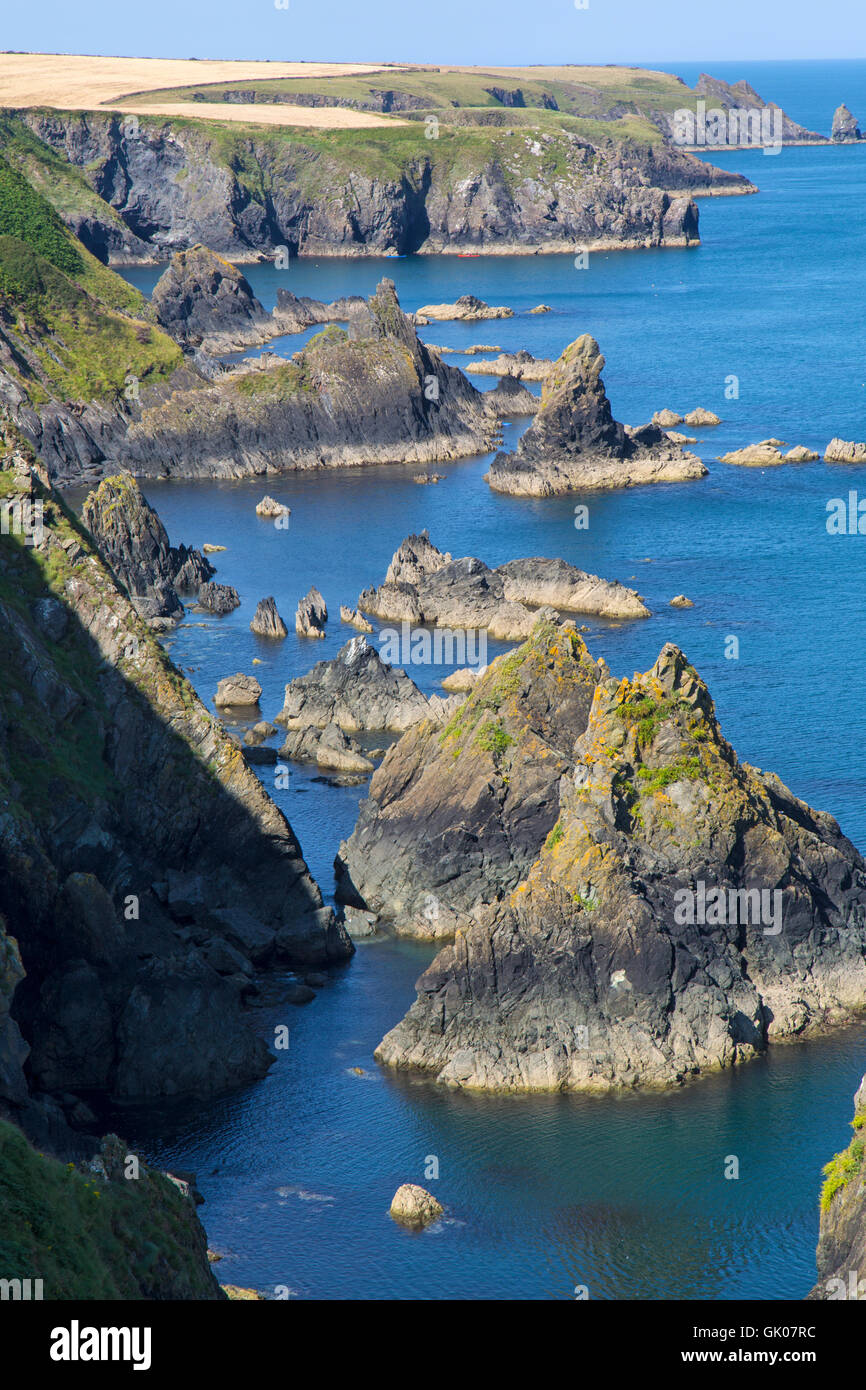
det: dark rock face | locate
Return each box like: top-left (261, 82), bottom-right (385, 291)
top-left (336, 622), bottom-right (603, 937)
top-left (831, 104), bottom-right (862, 142)
top-left (273, 288), bottom-right (367, 333)
top-left (22, 110), bottom-right (738, 263)
top-left (197, 581), bottom-right (240, 615)
top-left (276, 635), bottom-right (433, 734)
top-left (483, 373), bottom-right (539, 416)
top-left (81, 473), bottom-right (214, 625)
top-left (151, 244), bottom-right (269, 348)
top-left (486, 335), bottom-right (708, 496)
top-left (357, 530), bottom-right (650, 637)
top-left (809, 1074), bottom-right (866, 1300)
top-left (375, 643), bottom-right (866, 1089)
top-left (484, 87), bottom-right (527, 108)
top-left (0, 460), bottom-right (350, 1115)
top-left (671, 74), bottom-right (826, 145)
top-left (250, 596), bottom-right (288, 638)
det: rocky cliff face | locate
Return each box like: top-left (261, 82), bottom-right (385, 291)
top-left (375, 642), bottom-right (866, 1088)
top-left (81, 473), bottom-right (213, 627)
top-left (809, 1074), bottom-right (866, 1300)
top-left (831, 105), bottom-right (862, 143)
top-left (0, 450), bottom-right (349, 1122)
top-left (118, 281), bottom-right (497, 480)
top-left (18, 110), bottom-right (731, 261)
top-left (486, 335), bottom-right (708, 495)
top-left (337, 621), bottom-right (603, 938)
top-left (663, 75), bottom-right (825, 146)
top-left (151, 244), bottom-right (270, 349)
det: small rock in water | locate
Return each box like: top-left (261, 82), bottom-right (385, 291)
top-left (202, 543), bottom-right (227, 553)
top-left (197, 581), bottom-right (240, 615)
top-left (825, 438), bottom-right (866, 464)
top-left (683, 407), bottom-right (721, 427)
top-left (250, 596), bottom-right (288, 639)
top-left (389, 1183), bottom-right (444, 1229)
top-left (652, 408), bottom-right (683, 428)
top-left (340, 604), bottom-right (374, 633)
top-left (256, 495), bottom-right (291, 519)
top-left (669, 594), bottom-right (694, 608)
top-left (296, 586), bottom-right (328, 638)
top-left (214, 673), bottom-right (262, 708)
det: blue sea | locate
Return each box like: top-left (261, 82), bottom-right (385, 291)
top-left (103, 60), bottom-right (866, 1300)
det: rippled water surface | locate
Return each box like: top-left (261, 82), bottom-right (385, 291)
top-left (101, 64), bottom-right (866, 1299)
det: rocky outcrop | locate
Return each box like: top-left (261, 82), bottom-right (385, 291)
top-left (296, 587), bottom-right (327, 638)
top-left (809, 1074), bottom-right (866, 1299)
top-left (825, 439), bottom-right (866, 464)
top-left (120, 282), bottom-right (498, 480)
top-left (214, 673), bottom-right (262, 708)
top-left (485, 336), bottom-right (708, 496)
top-left (389, 1183), bottom-right (443, 1228)
top-left (0, 455), bottom-right (349, 1120)
top-left (151, 245), bottom-right (270, 350)
top-left (250, 596), bottom-right (288, 639)
top-left (81, 474), bottom-right (213, 628)
top-left (653, 409), bottom-right (682, 427)
top-left (416, 295), bottom-right (513, 322)
top-left (684, 408), bottom-right (721, 427)
top-left (256, 495), bottom-right (291, 519)
top-left (272, 288), bottom-right (367, 333)
top-left (197, 581), bottom-right (240, 614)
top-left (336, 621), bottom-right (603, 938)
top-left (357, 531), bottom-right (650, 640)
top-left (276, 636), bottom-right (433, 734)
top-left (831, 105), bottom-right (862, 143)
top-left (721, 442), bottom-right (818, 466)
top-left (340, 605), bottom-right (374, 633)
top-left (665, 74), bottom-right (825, 146)
top-left (375, 642), bottom-right (866, 1090)
top-left (465, 350), bottom-right (552, 381)
top-left (484, 374), bottom-right (539, 416)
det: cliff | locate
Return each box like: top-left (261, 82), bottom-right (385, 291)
top-left (0, 448), bottom-right (349, 1121)
top-left (486, 334), bottom-right (707, 495)
top-left (809, 1074), bottom-right (866, 1299)
top-left (374, 641), bottom-right (866, 1089)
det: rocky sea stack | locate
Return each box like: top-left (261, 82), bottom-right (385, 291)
top-left (485, 335), bottom-right (708, 496)
top-left (151, 245), bottom-right (270, 351)
top-left (375, 641), bottom-right (866, 1089)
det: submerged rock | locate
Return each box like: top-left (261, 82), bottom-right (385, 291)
top-left (389, 1184), bottom-right (444, 1228)
top-left (358, 531), bottom-right (650, 638)
top-left (250, 596), bottom-right (288, 639)
top-left (336, 621), bottom-right (603, 938)
top-left (485, 336), bottom-right (707, 496)
top-left (375, 643), bottom-right (866, 1091)
top-left (276, 636), bottom-right (432, 734)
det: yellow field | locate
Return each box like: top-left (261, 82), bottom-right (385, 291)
top-left (0, 53), bottom-right (409, 127)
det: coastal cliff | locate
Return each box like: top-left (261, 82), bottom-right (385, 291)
top-left (809, 1074), bottom-right (866, 1299)
top-left (374, 639), bottom-right (866, 1090)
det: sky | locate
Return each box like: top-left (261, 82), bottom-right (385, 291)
top-left (3, 0), bottom-right (864, 66)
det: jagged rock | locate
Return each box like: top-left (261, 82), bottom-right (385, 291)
top-left (670, 74), bottom-right (825, 145)
top-left (296, 586), bottom-right (328, 637)
top-left (652, 409), bottom-right (683, 427)
top-left (250, 597), bottom-right (288, 639)
top-left (375, 643), bottom-right (866, 1091)
top-left (670, 594), bottom-right (694, 607)
top-left (336, 621), bottom-right (603, 938)
top-left (340, 605), bottom-right (374, 633)
top-left (465, 350), bottom-right (552, 381)
top-left (81, 474), bottom-right (214, 625)
top-left (197, 581), bottom-right (240, 615)
top-left (486, 336), bottom-right (707, 496)
top-left (255, 495), bottom-right (291, 519)
top-left (151, 245), bottom-right (270, 350)
top-left (272, 288), bottom-right (367, 334)
top-left (484, 373), bottom-right (539, 416)
top-left (214, 673), bottom-right (262, 708)
top-left (315, 723), bottom-right (375, 775)
top-left (808, 1073), bottom-right (866, 1298)
top-left (415, 295), bottom-right (513, 321)
top-left (825, 438), bottom-right (866, 464)
top-left (276, 636), bottom-right (432, 734)
top-left (831, 104), bottom-right (862, 142)
top-left (666, 431), bottom-right (698, 444)
top-left (389, 1183), bottom-right (443, 1228)
top-left (358, 532), bottom-right (650, 638)
top-left (0, 466), bottom-right (350, 1113)
top-left (683, 408), bottom-right (721, 427)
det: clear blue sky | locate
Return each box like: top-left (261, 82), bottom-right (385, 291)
top-left (4, 0), bottom-right (863, 65)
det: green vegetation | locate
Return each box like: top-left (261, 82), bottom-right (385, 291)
top-left (0, 1119), bottom-right (219, 1299)
top-left (233, 358), bottom-right (316, 399)
top-left (475, 719), bottom-right (513, 758)
top-left (0, 153), bottom-right (82, 278)
top-left (545, 819), bottom-right (565, 850)
top-left (820, 1136), bottom-right (865, 1213)
top-left (636, 757), bottom-right (702, 793)
top-left (617, 691), bottom-right (695, 749)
